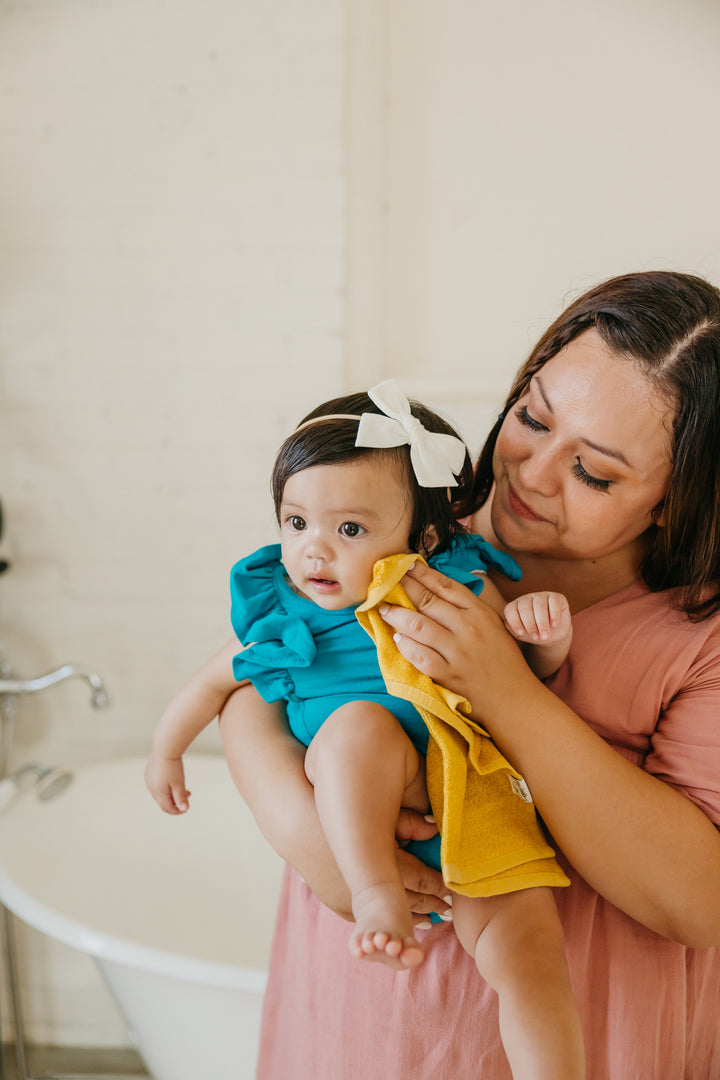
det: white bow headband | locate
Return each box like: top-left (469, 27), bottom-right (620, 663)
top-left (293, 379), bottom-right (467, 488)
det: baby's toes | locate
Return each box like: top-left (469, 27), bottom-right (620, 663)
top-left (382, 935), bottom-right (403, 958)
top-left (399, 937), bottom-right (424, 967)
top-left (365, 930), bottom-right (389, 955)
top-left (348, 932), bottom-right (365, 959)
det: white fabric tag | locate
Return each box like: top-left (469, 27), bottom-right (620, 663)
top-left (509, 775), bottom-right (533, 803)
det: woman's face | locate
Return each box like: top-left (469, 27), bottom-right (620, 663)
top-left (490, 328), bottom-right (675, 565)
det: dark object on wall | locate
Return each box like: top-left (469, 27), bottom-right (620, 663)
top-left (0, 500), bottom-right (9, 574)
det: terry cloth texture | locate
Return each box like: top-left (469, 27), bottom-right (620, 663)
top-left (356, 552), bottom-right (570, 897)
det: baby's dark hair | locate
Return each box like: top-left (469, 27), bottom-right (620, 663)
top-left (271, 391), bottom-right (474, 556)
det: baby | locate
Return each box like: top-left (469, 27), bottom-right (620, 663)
top-left (146, 381), bottom-right (583, 1079)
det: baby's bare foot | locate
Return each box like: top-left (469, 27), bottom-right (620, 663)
top-left (349, 882), bottom-right (424, 969)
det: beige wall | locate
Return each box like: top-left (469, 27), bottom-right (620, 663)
top-left (1, 0), bottom-right (719, 1050)
top-left (347, 0), bottom-right (720, 453)
top-left (0, 0), bottom-right (345, 1045)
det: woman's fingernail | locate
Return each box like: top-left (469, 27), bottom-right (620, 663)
top-left (415, 921), bottom-right (432, 931)
top-left (393, 633), bottom-right (402, 645)
top-left (424, 814), bottom-right (436, 823)
top-left (439, 912), bottom-right (453, 922)
top-left (443, 895), bottom-right (453, 906)
top-left (378, 604), bottom-right (389, 616)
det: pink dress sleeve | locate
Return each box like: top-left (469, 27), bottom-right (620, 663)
top-left (645, 628), bottom-right (720, 825)
top-left (547, 581), bottom-right (720, 824)
top-left (256, 583), bottom-right (720, 1080)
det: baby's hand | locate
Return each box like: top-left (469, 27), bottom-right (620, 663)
top-left (144, 751), bottom-right (191, 815)
top-left (503, 591), bottom-right (572, 647)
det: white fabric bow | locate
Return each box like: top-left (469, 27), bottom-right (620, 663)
top-left (355, 380), bottom-right (467, 488)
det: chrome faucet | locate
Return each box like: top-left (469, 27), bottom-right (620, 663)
top-left (0, 664), bottom-right (110, 708)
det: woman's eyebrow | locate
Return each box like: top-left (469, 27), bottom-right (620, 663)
top-left (534, 376), bottom-right (631, 467)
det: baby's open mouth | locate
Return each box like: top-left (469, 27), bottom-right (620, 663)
top-left (308, 575), bottom-right (341, 592)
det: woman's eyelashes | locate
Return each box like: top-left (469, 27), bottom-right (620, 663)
top-left (515, 404), bottom-right (547, 432)
top-left (515, 405), bottom-right (613, 493)
top-left (572, 460), bottom-right (612, 492)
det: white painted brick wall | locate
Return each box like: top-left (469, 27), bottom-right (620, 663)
top-left (0, 0), bottom-right (345, 1046)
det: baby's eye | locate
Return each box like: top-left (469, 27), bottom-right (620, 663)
top-left (340, 521), bottom-right (366, 538)
top-left (287, 515), bottom-right (307, 531)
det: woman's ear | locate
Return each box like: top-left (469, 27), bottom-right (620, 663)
top-left (652, 499), bottom-right (667, 528)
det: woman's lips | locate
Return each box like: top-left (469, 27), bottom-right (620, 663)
top-left (507, 484), bottom-right (546, 523)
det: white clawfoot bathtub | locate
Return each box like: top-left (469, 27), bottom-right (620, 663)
top-left (0, 754), bottom-right (284, 1080)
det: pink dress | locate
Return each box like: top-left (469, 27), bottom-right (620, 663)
top-left (256, 581), bottom-right (720, 1080)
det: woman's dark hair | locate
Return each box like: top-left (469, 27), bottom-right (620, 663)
top-left (458, 270), bottom-right (720, 619)
top-left (271, 391), bottom-right (474, 556)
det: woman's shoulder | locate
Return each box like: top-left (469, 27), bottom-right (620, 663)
top-left (549, 580), bottom-right (720, 771)
top-left (580, 580), bottom-right (720, 643)
top-left (591, 583), bottom-right (720, 827)
top-left (570, 583), bottom-right (720, 687)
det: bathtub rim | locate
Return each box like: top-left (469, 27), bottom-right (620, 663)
top-left (0, 753), bottom-right (279, 993)
top-left (0, 863), bottom-right (270, 992)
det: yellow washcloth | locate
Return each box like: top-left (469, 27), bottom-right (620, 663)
top-left (356, 552), bottom-right (570, 897)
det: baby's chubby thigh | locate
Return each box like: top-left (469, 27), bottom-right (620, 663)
top-left (303, 699), bottom-right (429, 812)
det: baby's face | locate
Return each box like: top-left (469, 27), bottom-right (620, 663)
top-left (279, 458), bottom-right (414, 610)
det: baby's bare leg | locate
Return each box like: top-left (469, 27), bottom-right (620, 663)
top-left (453, 888), bottom-right (585, 1080)
top-left (304, 702), bottom-right (429, 969)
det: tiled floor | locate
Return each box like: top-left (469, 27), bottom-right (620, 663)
top-left (0, 1044), bottom-right (149, 1079)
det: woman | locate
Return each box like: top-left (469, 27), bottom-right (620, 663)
top-left (220, 271), bottom-right (720, 1079)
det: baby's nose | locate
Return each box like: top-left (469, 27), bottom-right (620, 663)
top-left (305, 535), bottom-right (332, 560)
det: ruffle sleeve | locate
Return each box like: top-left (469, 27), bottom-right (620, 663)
top-left (230, 544), bottom-right (317, 703)
top-left (431, 534), bottom-right (522, 589)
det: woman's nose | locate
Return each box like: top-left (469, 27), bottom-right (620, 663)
top-left (517, 443), bottom-right (559, 496)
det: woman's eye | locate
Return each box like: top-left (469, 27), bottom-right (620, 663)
top-left (515, 404), bottom-right (548, 432)
top-left (340, 521), bottom-right (366, 538)
top-left (288, 515), bottom-right (307, 531)
top-left (572, 459), bottom-right (612, 493)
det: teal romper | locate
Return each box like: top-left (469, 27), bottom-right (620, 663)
top-left (230, 534), bottom-right (520, 870)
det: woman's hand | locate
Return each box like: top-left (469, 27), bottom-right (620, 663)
top-left (379, 559), bottom-right (536, 721)
top-left (298, 818), bottom-right (450, 925)
top-left (377, 561), bottom-right (720, 947)
top-left (395, 809), bottom-right (451, 923)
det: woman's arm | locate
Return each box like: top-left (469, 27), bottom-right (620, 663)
top-left (218, 682), bottom-right (450, 922)
top-left (379, 560), bottom-right (720, 948)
